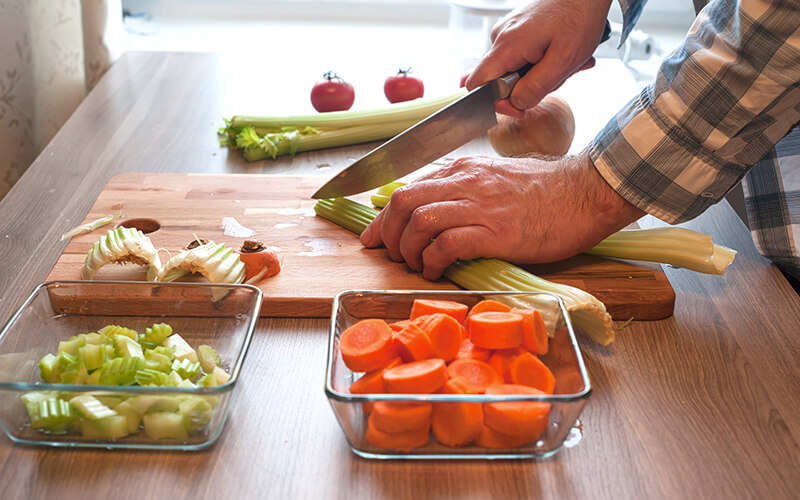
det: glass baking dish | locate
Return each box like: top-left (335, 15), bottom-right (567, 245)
top-left (325, 290), bottom-right (591, 460)
top-left (0, 280), bottom-right (261, 450)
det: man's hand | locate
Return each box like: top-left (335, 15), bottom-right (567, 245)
top-left (359, 151), bottom-right (645, 280)
top-left (466, 0), bottom-right (613, 115)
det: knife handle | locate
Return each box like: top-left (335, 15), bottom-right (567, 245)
top-left (497, 20), bottom-right (612, 99)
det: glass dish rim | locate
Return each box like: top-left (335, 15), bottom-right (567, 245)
top-left (324, 289), bottom-right (592, 404)
top-left (0, 279), bottom-right (263, 395)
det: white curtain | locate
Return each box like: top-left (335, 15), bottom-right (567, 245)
top-left (0, 0), bottom-right (124, 200)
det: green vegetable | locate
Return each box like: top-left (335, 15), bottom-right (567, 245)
top-left (162, 334), bottom-right (198, 363)
top-left (220, 90), bottom-right (466, 161)
top-left (158, 241), bottom-right (245, 286)
top-left (134, 368), bottom-right (175, 387)
top-left (370, 181), bottom-right (406, 208)
top-left (115, 335), bottom-right (144, 359)
top-left (98, 356), bottom-right (145, 386)
top-left (70, 393), bottom-right (117, 421)
top-left (61, 210), bottom-right (122, 241)
top-left (80, 415), bottom-right (129, 439)
top-left (58, 336), bottom-right (87, 356)
top-left (143, 323), bottom-right (173, 344)
top-left (143, 412), bottom-right (189, 441)
top-left (81, 226), bottom-right (162, 281)
top-left (171, 358), bottom-right (201, 380)
top-left (99, 324), bottom-right (138, 340)
top-left (198, 345), bottom-right (221, 373)
top-left (26, 397), bottom-right (75, 433)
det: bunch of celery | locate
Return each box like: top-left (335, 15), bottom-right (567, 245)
top-left (220, 90), bottom-right (466, 161)
top-left (313, 196), bottom-right (736, 346)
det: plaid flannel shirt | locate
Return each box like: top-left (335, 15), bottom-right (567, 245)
top-left (589, 0), bottom-right (800, 279)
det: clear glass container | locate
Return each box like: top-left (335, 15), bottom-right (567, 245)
top-left (325, 290), bottom-right (591, 459)
top-left (0, 280), bottom-right (261, 450)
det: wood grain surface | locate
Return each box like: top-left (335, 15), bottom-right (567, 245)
top-left (0, 52), bottom-right (798, 500)
top-left (46, 172), bottom-right (674, 320)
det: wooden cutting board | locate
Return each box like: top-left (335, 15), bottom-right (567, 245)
top-left (47, 173), bottom-right (675, 320)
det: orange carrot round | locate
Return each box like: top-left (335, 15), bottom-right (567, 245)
top-left (432, 378), bottom-right (483, 447)
top-left (468, 311), bottom-right (524, 349)
top-left (366, 415), bottom-right (430, 451)
top-left (371, 402), bottom-right (432, 433)
top-left (409, 299), bottom-right (469, 324)
top-left (487, 347), bottom-right (526, 382)
top-left (455, 338), bottom-right (491, 362)
top-left (466, 299), bottom-right (511, 327)
top-left (512, 307), bottom-right (549, 355)
top-left (446, 358), bottom-right (503, 394)
top-left (383, 358), bottom-right (448, 394)
top-left (349, 357), bottom-right (402, 395)
top-left (416, 313), bottom-right (462, 361)
top-left (339, 319), bottom-right (397, 372)
top-left (483, 384), bottom-right (550, 440)
top-left (394, 322), bottom-right (435, 362)
top-left (475, 425), bottom-right (535, 449)
top-left (389, 319), bottom-right (414, 333)
top-left (237, 240), bottom-right (281, 281)
top-left (508, 352), bottom-right (556, 394)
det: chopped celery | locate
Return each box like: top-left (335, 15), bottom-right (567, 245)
top-left (98, 324), bottom-right (138, 340)
top-left (128, 395), bottom-right (180, 415)
top-left (70, 393), bottom-right (117, 420)
top-left (134, 368), bottom-right (175, 387)
top-left (98, 357), bottom-right (145, 386)
top-left (143, 323), bottom-right (173, 344)
top-left (60, 363), bottom-right (89, 384)
top-left (38, 353), bottom-right (58, 383)
top-left (211, 366), bottom-right (231, 385)
top-left (81, 415), bottom-right (129, 439)
top-left (171, 358), bottom-right (201, 380)
top-left (144, 352), bottom-right (172, 373)
top-left (78, 343), bottom-right (107, 372)
top-left (113, 400), bottom-right (142, 434)
top-left (179, 397), bottom-right (213, 433)
top-left (163, 334), bottom-right (197, 363)
top-left (83, 332), bottom-right (109, 345)
top-left (143, 412), bottom-right (189, 441)
top-left (28, 397), bottom-right (75, 434)
top-left (58, 336), bottom-right (87, 356)
top-left (146, 345), bottom-right (175, 360)
top-left (198, 345), bottom-right (221, 373)
top-left (115, 335), bottom-right (144, 359)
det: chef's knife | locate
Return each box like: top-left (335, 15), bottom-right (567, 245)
top-left (310, 66), bottom-right (531, 200)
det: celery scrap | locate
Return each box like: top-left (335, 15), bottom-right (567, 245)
top-left (61, 210), bottom-right (122, 241)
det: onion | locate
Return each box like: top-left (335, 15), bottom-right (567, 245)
top-left (487, 95), bottom-right (575, 157)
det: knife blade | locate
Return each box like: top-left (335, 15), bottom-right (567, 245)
top-left (311, 70), bottom-right (525, 200)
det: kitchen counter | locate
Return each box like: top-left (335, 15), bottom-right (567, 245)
top-left (0, 51), bottom-right (798, 499)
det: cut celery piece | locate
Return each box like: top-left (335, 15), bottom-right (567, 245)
top-left (198, 345), bottom-right (221, 373)
top-left (179, 397), bottom-right (213, 434)
top-left (38, 353), bottom-right (58, 383)
top-left (138, 339), bottom-right (159, 351)
top-left (144, 352), bottom-right (172, 373)
top-left (177, 379), bottom-right (196, 389)
top-left (134, 368), bottom-right (175, 387)
top-left (162, 334), bottom-right (197, 363)
top-left (58, 336), bottom-right (87, 356)
top-left (21, 391), bottom-right (58, 409)
top-left (86, 369), bottom-right (102, 385)
top-left (211, 366), bottom-right (231, 385)
top-left (143, 412), bottom-right (189, 441)
top-left (81, 415), bottom-right (129, 439)
top-left (98, 325), bottom-right (138, 340)
top-left (57, 351), bottom-right (79, 371)
top-left (60, 363), bottom-right (89, 384)
top-left (98, 356), bottom-right (145, 386)
top-left (28, 397), bottom-right (75, 434)
top-left (115, 335), bottom-right (144, 359)
top-left (144, 323), bottom-right (173, 344)
top-left (171, 358), bottom-right (201, 380)
top-left (129, 395), bottom-right (180, 415)
top-left (167, 370), bottom-right (183, 386)
top-left (70, 393), bottom-right (117, 420)
top-left (78, 343), bottom-right (107, 372)
top-left (83, 332), bottom-right (109, 345)
top-left (146, 345), bottom-right (175, 361)
top-left (113, 400), bottom-right (142, 434)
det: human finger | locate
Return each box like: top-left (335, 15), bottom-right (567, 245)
top-left (360, 207), bottom-right (387, 248)
top-left (419, 226), bottom-right (500, 280)
top-left (396, 200), bottom-right (477, 271)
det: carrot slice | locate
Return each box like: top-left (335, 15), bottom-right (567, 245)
top-left (475, 425), bottom-right (535, 449)
top-left (237, 240), bottom-right (281, 281)
top-left (409, 299), bottom-right (469, 324)
top-left (483, 384), bottom-right (550, 440)
top-left (366, 415), bottom-right (430, 451)
top-left (371, 402), bottom-right (432, 433)
top-left (383, 358), bottom-right (448, 394)
top-left (468, 311), bottom-right (524, 349)
top-left (389, 319), bottom-right (414, 333)
top-left (508, 352), bottom-right (556, 394)
top-left (446, 358), bottom-right (503, 393)
top-left (416, 313), bottom-right (462, 361)
top-left (394, 322), bottom-right (435, 362)
top-left (467, 299), bottom-right (511, 320)
top-left (349, 357), bottom-right (403, 395)
top-left (455, 338), bottom-right (491, 362)
top-left (511, 307), bottom-right (549, 355)
top-left (487, 347), bottom-right (526, 382)
top-left (340, 319), bottom-right (397, 372)
top-left (432, 378), bottom-right (483, 447)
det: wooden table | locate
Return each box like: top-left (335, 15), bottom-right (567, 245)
top-left (1, 51), bottom-right (799, 499)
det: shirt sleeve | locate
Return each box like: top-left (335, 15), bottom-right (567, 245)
top-left (588, 0), bottom-right (800, 224)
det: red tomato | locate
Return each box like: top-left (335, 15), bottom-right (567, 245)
top-left (384, 68), bottom-right (424, 103)
top-left (310, 71), bottom-right (355, 112)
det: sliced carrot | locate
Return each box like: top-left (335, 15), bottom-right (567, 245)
top-left (487, 347), bottom-right (526, 382)
top-left (483, 384), bottom-right (550, 440)
top-left (388, 319), bottom-right (414, 333)
top-left (455, 338), bottom-right (491, 362)
top-left (340, 319), bottom-right (397, 372)
top-left (394, 322), bottom-right (435, 362)
top-left (416, 313), bottom-right (462, 361)
top-left (466, 299), bottom-right (511, 331)
top-left (475, 425), bottom-right (535, 449)
top-left (431, 378), bottom-right (483, 447)
top-left (370, 401), bottom-right (432, 433)
top-left (366, 415), bottom-right (430, 451)
top-left (383, 358), bottom-right (448, 394)
top-left (446, 358), bottom-right (503, 394)
top-left (459, 323), bottom-right (469, 341)
top-left (468, 311), bottom-right (524, 349)
top-left (508, 352), bottom-right (556, 394)
top-left (237, 240), bottom-right (281, 281)
top-left (409, 299), bottom-right (469, 324)
top-left (512, 307), bottom-right (549, 355)
top-left (349, 357), bottom-right (403, 395)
